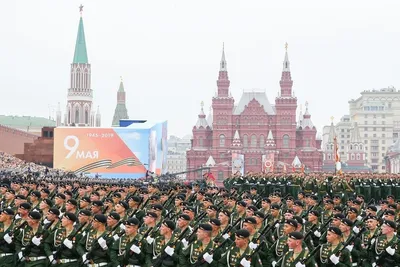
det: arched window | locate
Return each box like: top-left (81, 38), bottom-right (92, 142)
top-left (356, 154), bottom-right (360, 160)
top-left (243, 135), bottom-right (248, 148)
top-left (75, 109), bottom-right (79, 124)
top-left (251, 135), bottom-right (257, 147)
top-left (351, 154), bottom-right (355, 160)
top-left (254, 158), bottom-right (258, 165)
top-left (328, 154), bottom-right (331, 160)
top-left (219, 134), bottom-right (225, 147)
top-left (326, 145), bottom-right (330, 150)
top-left (85, 110), bottom-right (89, 124)
top-left (218, 171), bottom-right (224, 179)
top-left (350, 145), bottom-right (353, 150)
top-left (355, 145), bottom-right (358, 150)
top-left (68, 110), bottom-right (71, 124)
top-left (259, 135), bottom-right (265, 148)
top-left (199, 137), bottom-right (203, 146)
top-left (360, 145), bottom-right (363, 150)
top-left (283, 135), bottom-right (290, 148)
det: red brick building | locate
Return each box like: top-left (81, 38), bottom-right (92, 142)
top-left (0, 125), bottom-right (38, 155)
top-left (187, 45), bottom-right (323, 182)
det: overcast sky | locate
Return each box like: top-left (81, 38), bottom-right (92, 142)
top-left (2, 0), bottom-right (399, 138)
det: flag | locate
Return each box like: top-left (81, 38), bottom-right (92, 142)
top-left (301, 164), bottom-right (305, 173)
top-left (283, 164), bottom-right (287, 173)
top-left (333, 136), bottom-right (342, 174)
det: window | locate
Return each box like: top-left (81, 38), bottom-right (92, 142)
top-left (373, 121), bottom-right (376, 125)
top-left (351, 154), bottom-right (355, 160)
top-left (382, 134), bottom-right (386, 137)
top-left (341, 129), bottom-right (344, 132)
top-left (373, 128), bottom-right (376, 131)
top-left (382, 166), bottom-right (386, 170)
top-left (382, 115), bottom-right (385, 119)
top-left (341, 146), bottom-right (344, 150)
top-left (85, 110), bottom-right (89, 124)
top-left (243, 135), bottom-right (248, 148)
top-left (347, 135), bottom-right (350, 138)
top-left (364, 133), bottom-right (368, 138)
top-left (382, 140), bottom-right (386, 144)
top-left (373, 115), bottom-right (376, 119)
top-left (259, 135), bottom-right (265, 148)
top-left (199, 137), bottom-right (203, 146)
top-left (364, 115), bottom-right (368, 118)
top-left (220, 153), bottom-right (225, 159)
top-left (382, 121), bottom-right (385, 125)
top-left (364, 127), bottom-right (368, 131)
top-left (218, 171), bottom-right (224, 179)
top-left (382, 128), bottom-right (385, 131)
top-left (219, 134), bottom-right (225, 147)
top-left (364, 140), bottom-right (368, 144)
top-left (373, 134), bottom-right (376, 137)
top-left (283, 135), bottom-right (290, 148)
top-left (75, 109), bottom-right (79, 123)
top-left (251, 135), bottom-right (257, 147)
top-left (364, 121), bottom-right (367, 125)
top-left (356, 154), bottom-right (360, 160)
top-left (328, 154), bottom-right (331, 160)
top-left (341, 140), bottom-right (344, 144)
top-left (341, 135), bottom-right (344, 138)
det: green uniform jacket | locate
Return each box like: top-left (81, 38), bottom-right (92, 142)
top-left (109, 233), bottom-right (145, 267)
top-left (217, 245), bottom-right (262, 267)
top-left (178, 239), bottom-right (221, 267)
top-left (371, 234), bottom-right (400, 267)
top-left (278, 247), bottom-right (316, 267)
top-left (314, 243), bottom-right (352, 267)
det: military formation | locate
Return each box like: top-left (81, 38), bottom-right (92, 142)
top-left (0, 172), bottom-right (399, 267)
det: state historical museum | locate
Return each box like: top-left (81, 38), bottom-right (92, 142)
top-left (186, 45), bottom-right (323, 181)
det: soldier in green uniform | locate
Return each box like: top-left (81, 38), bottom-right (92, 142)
top-left (277, 231), bottom-right (316, 267)
top-left (178, 223), bottom-right (221, 267)
top-left (0, 208), bottom-right (16, 267)
top-left (315, 226), bottom-right (352, 267)
top-left (359, 215), bottom-right (380, 267)
top-left (370, 220), bottom-right (400, 267)
top-left (76, 214), bottom-right (111, 266)
top-left (339, 218), bottom-right (362, 266)
top-left (217, 228), bottom-right (262, 267)
top-left (15, 211), bottom-right (47, 267)
top-left (44, 212), bottom-right (79, 266)
top-left (109, 217), bottom-right (146, 267)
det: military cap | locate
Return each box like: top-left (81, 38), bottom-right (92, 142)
top-left (365, 215), bottom-right (378, 221)
top-left (79, 209), bottom-right (92, 216)
top-left (43, 199), bottom-right (53, 207)
top-left (67, 199), bottom-right (78, 206)
top-left (64, 191), bottom-right (73, 197)
top-left (81, 196), bottom-right (91, 203)
top-left (237, 201), bottom-right (247, 208)
top-left (30, 191), bottom-right (41, 198)
top-left (293, 216), bottom-right (304, 225)
top-left (198, 223), bottom-right (212, 232)
top-left (109, 212), bottom-right (120, 221)
top-left (288, 231), bottom-right (304, 240)
top-left (356, 195), bottom-right (365, 200)
top-left (0, 184), bottom-right (9, 189)
top-left (210, 218), bottom-right (221, 226)
top-left (271, 203), bottom-right (280, 210)
top-left (262, 197), bottom-right (271, 203)
top-left (163, 220), bottom-right (176, 231)
top-left (207, 205), bottom-right (218, 212)
top-left (341, 218), bottom-right (354, 227)
top-left (285, 219), bottom-right (298, 228)
top-left (197, 190), bottom-right (206, 195)
top-left (384, 209), bottom-right (395, 216)
top-left (293, 200), bottom-right (304, 207)
top-left (129, 196), bottom-right (141, 202)
top-left (104, 198), bottom-right (113, 203)
top-left (140, 188), bottom-right (149, 194)
top-left (347, 207), bottom-right (358, 214)
top-left (333, 206), bottom-right (344, 212)
top-left (328, 226), bottom-right (342, 236)
top-left (333, 213), bottom-right (345, 220)
top-left (56, 193), bottom-right (66, 200)
top-left (28, 211), bottom-right (41, 220)
top-left (250, 186), bottom-right (257, 190)
top-left (352, 199), bottom-right (362, 205)
top-left (243, 217), bottom-right (257, 225)
top-left (333, 194), bottom-right (342, 199)
top-left (204, 197), bottom-right (213, 203)
top-left (94, 214), bottom-right (107, 224)
top-left (323, 194), bottom-right (331, 199)
top-left (287, 196), bottom-right (295, 201)
top-left (146, 212), bottom-right (158, 219)
top-left (149, 195), bottom-right (160, 200)
top-left (49, 208), bottom-right (60, 216)
top-left (20, 202), bottom-right (31, 210)
top-left (228, 196), bottom-right (237, 201)
top-left (16, 195), bottom-right (26, 200)
top-left (388, 204), bottom-right (397, 210)
top-left (176, 194), bottom-right (186, 201)
top-left (383, 220), bottom-right (396, 229)
top-left (381, 200), bottom-right (389, 204)
top-left (150, 204), bottom-right (162, 211)
top-left (2, 208), bottom-right (14, 216)
top-left (41, 188), bottom-right (50, 195)
top-left (247, 205), bottom-right (258, 212)
top-left (113, 192), bottom-right (122, 198)
top-left (254, 211), bottom-right (265, 219)
top-left (309, 210), bottom-right (320, 217)
top-left (387, 195), bottom-right (395, 200)
top-left (126, 217), bottom-right (140, 226)
top-left (285, 209), bottom-right (295, 215)
top-left (92, 200), bottom-right (104, 207)
top-left (298, 191), bottom-right (305, 196)
top-left (6, 189), bottom-right (15, 194)
top-left (325, 199), bottom-right (334, 204)
top-left (221, 209), bottom-right (231, 217)
top-left (221, 193), bottom-right (230, 199)
top-left (64, 212), bottom-right (77, 222)
top-left (183, 206), bottom-right (195, 213)
top-left (310, 195), bottom-right (319, 201)
top-left (119, 201), bottom-right (129, 210)
top-left (178, 214), bottom-right (191, 221)
top-left (235, 229), bottom-right (250, 238)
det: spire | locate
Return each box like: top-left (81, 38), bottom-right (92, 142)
top-left (206, 106), bottom-right (213, 129)
top-left (220, 42), bottom-right (227, 71)
top-left (265, 130), bottom-right (276, 148)
top-left (195, 101), bottom-right (209, 129)
top-left (232, 130), bottom-right (242, 148)
top-left (73, 6), bottom-right (88, 64)
top-left (283, 42), bottom-right (290, 71)
top-left (118, 76), bottom-right (125, 92)
top-left (300, 101), bottom-right (315, 129)
top-left (205, 155), bottom-right (216, 167)
top-left (279, 42), bottom-right (293, 97)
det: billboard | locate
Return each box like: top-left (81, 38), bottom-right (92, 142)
top-left (54, 121), bottom-right (167, 178)
top-left (231, 153), bottom-right (244, 175)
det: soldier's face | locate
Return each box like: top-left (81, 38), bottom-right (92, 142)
top-left (381, 224), bottom-right (393, 235)
top-left (234, 236), bottom-right (248, 248)
top-left (125, 225), bottom-right (137, 235)
top-left (366, 219), bottom-right (378, 230)
top-left (326, 231), bottom-right (338, 243)
top-left (287, 238), bottom-right (298, 249)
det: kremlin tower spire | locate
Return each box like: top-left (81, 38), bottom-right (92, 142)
top-left (216, 43), bottom-right (230, 97)
top-left (112, 77), bottom-right (129, 126)
top-left (280, 42), bottom-right (293, 97)
top-left (64, 5), bottom-right (100, 127)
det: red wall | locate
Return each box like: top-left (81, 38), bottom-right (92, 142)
top-left (0, 125), bottom-right (38, 155)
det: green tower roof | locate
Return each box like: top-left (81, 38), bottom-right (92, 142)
top-left (73, 17), bottom-right (88, 64)
top-left (118, 80), bottom-right (125, 92)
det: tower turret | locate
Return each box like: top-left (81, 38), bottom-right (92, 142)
top-left (112, 77), bottom-right (129, 126)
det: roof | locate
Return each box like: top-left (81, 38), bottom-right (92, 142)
top-left (73, 17), bottom-right (88, 64)
top-left (234, 91), bottom-right (275, 115)
top-left (0, 115), bottom-right (56, 128)
top-left (118, 80), bottom-right (125, 92)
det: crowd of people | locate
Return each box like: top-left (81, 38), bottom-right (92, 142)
top-left (0, 151), bottom-right (399, 267)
